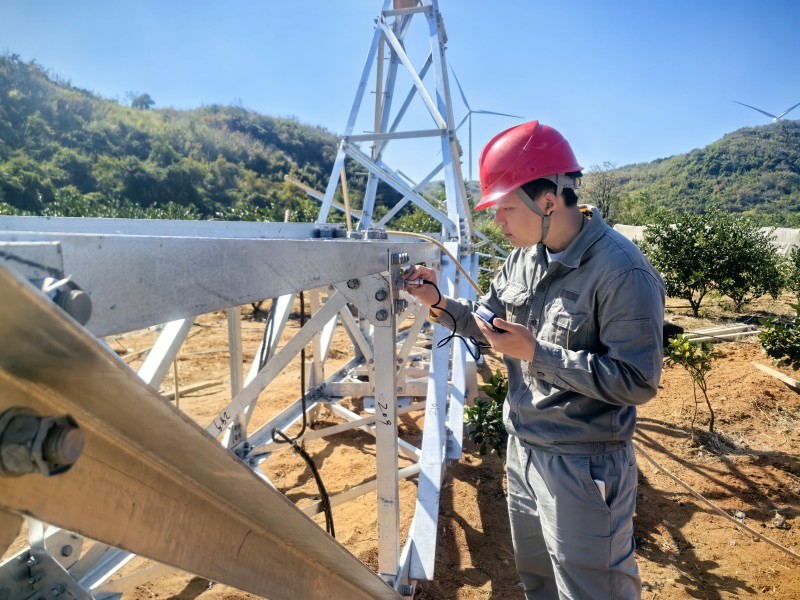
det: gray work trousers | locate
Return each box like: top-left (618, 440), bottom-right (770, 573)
top-left (506, 435), bottom-right (641, 600)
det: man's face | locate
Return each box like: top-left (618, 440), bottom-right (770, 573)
top-left (492, 189), bottom-right (544, 248)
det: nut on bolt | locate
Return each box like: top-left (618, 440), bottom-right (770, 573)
top-left (375, 309), bottom-right (389, 322)
top-left (0, 408), bottom-right (85, 477)
top-left (346, 279), bottom-right (360, 289)
top-left (390, 252), bottom-right (409, 265)
top-left (375, 289), bottom-right (389, 301)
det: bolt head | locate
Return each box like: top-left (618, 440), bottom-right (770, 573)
top-left (375, 289), bottom-right (388, 301)
top-left (375, 309), bottom-right (388, 322)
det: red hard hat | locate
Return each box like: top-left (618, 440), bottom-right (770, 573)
top-left (475, 120), bottom-right (583, 210)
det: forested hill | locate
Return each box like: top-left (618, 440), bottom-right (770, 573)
top-left (613, 120), bottom-right (800, 224)
top-left (0, 53), bottom-right (362, 220)
top-left (2, 53), bottom-right (798, 225)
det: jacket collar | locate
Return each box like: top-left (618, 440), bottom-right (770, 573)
top-left (539, 205), bottom-right (607, 269)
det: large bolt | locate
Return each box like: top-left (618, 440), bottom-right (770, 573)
top-left (375, 289), bottom-right (388, 301)
top-left (42, 423), bottom-right (84, 467)
top-left (394, 299), bottom-right (408, 314)
top-left (55, 289), bottom-right (92, 326)
top-left (0, 409), bottom-right (84, 477)
top-left (346, 279), bottom-right (360, 289)
top-left (50, 585), bottom-right (65, 597)
top-left (375, 309), bottom-right (388, 322)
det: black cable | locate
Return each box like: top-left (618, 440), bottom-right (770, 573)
top-left (272, 429), bottom-right (335, 538)
top-left (268, 292), bottom-right (335, 537)
top-left (423, 280), bottom-right (491, 360)
top-left (258, 299), bottom-right (277, 370)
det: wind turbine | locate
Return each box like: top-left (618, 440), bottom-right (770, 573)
top-left (450, 66), bottom-right (522, 181)
top-left (733, 100), bottom-right (800, 122)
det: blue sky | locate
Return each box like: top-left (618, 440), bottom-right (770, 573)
top-left (1, 0), bottom-right (798, 183)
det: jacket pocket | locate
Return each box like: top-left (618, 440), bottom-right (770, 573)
top-left (552, 304), bottom-right (588, 350)
top-left (498, 282), bottom-right (530, 327)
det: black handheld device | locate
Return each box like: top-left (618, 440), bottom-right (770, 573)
top-left (474, 305), bottom-right (505, 333)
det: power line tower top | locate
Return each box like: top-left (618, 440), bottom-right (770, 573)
top-left (312, 0), bottom-right (473, 244)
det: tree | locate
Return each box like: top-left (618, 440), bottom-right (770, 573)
top-left (616, 190), bottom-right (669, 226)
top-left (127, 91), bottom-right (155, 110)
top-left (713, 219), bottom-right (784, 311)
top-left (665, 334), bottom-right (718, 439)
top-left (643, 211), bottom-right (786, 315)
top-left (582, 162), bottom-right (621, 223)
top-left (759, 302), bottom-right (800, 372)
top-left (642, 212), bottom-right (721, 317)
top-left (788, 246), bottom-right (800, 297)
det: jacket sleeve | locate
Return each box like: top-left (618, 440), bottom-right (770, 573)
top-left (430, 251), bottom-right (516, 340)
top-left (529, 268), bottom-right (665, 407)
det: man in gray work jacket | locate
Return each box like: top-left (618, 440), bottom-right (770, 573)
top-left (403, 120), bottom-right (665, 599)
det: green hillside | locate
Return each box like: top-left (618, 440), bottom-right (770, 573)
top-left (612, 120), bottom-right (800, 226)
top-left (0, 53), bottom-right (373, 221)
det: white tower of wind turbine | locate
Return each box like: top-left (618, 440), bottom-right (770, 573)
top-left (733, 100), bottom-right (800, 122)
top-left (450, 66), bottom-right (522, 181)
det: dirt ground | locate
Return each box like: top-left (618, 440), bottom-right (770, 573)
top-left (5, 294), bottom-right (800, 599)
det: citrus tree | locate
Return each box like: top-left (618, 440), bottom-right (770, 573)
top-left (665, 334), bottom-right (718, 439)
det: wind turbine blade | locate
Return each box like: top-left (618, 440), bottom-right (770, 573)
top-left (455, 113), bottom-right (470, 132)
top-left (449, 65), bottom-right (471, 110)
top-left (733, 100), bottom-right (778, 120)
top-left (473, 109), bottom-right (524, 119)
top-left (776, 101), bottom-right (800, 119)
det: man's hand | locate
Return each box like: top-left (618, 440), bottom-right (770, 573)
top-left (474, 316), bottom-right (536, 362)
top-left (401, 264), bottom-right (440, 308)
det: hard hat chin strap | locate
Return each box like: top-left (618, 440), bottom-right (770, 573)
top-left (515, 189), bottom-right (551, 244)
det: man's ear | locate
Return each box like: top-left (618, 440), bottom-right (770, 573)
top-left (543, 191), bottom-right (557, 215)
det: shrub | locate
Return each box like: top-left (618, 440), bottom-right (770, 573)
top-left (665, 334), bottom-right (718, 438)
top-left (759, 302), bottom-right (800, 371)
top-left (464, 369), bottom-right (508, 457)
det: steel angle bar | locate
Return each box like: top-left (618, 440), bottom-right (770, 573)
top-left (0, 233), bottom-right (437, 336)
top-left (207, 292), bottom-right (347, 437)
top-left (343, 142), bottom-right (456, 236)
top-left (377, 16), bottom-right (445, 129)
top-left (425, 1), bottom-right (472, 239)
top-left (285, 175), bottom-right (363, 218)
top-left (325, 380), bottom-right (428, 398)
top-left (387, 54), bottom-right (433, 138)
top-left (376, 162), bottom-right (444, 229)
top-left (397, 303), bottom-right (429, 365)
top-left (369, 321), bottom-right (400, 581)
top-left (239, 293), bottom-right (295, 432)
top-left (318, 145), bottom-right (347, 226)
top-left (227, 307), bottom-right (244, 396)
top-left (346, 129), bottom-right (446, 143)
top-left (137, 318), bottom-right (195, 387)
top-left (445, 249), bottom-right (478, 461)
top-left (0, 216), bottom-right (321, 239)
top-left (346, 25), bottom-right (385, 137)
top-left (245, 294), bottom-right (295, 386)
top-left (268, 401), bottom-right (428, 449)
top-left (409, 248), bottom-right (457, 581)
top-left (339, 305), bottom-right (374, 363)
top-left (246, 357), bottom-right (361, 454)
top-left (301, 463), bottom-right (421, 517)
top-left (326, 403), bottom-right (420, 463)
top-left (0, 267), bottom-right (399, 600)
